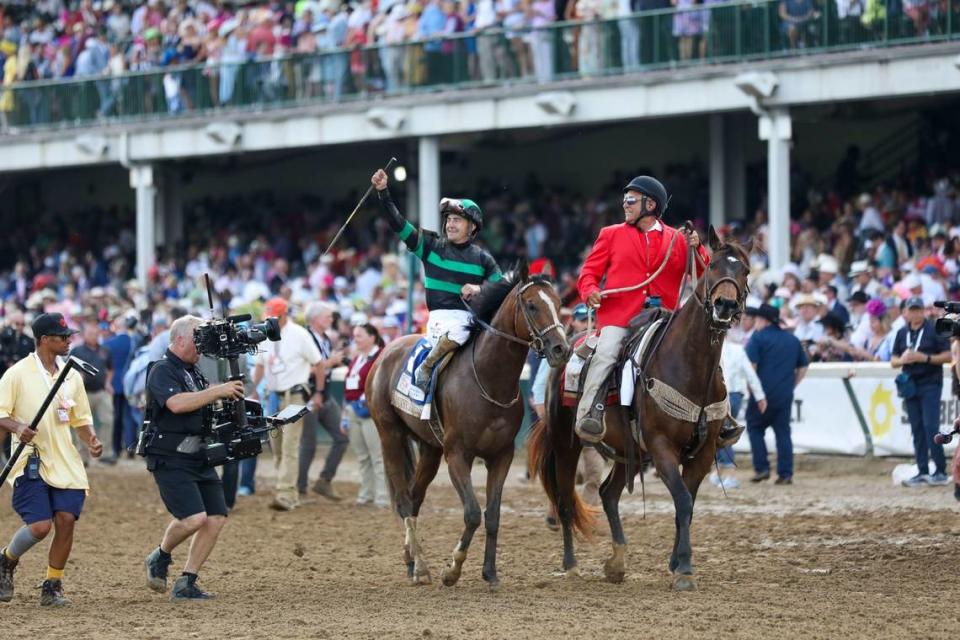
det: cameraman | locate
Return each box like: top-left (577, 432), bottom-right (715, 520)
top-left (891, 297), bottom-right (952, 487)
top-left (142, 315), bottom-right (244, 601)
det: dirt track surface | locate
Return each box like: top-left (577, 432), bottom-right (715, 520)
top-left (1, 453), bottom-right (959, 640)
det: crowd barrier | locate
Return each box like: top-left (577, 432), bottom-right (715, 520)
top-left (330, 362), bottom-right (959, 456)
top-left (733, 362), bottom-right (959, 458)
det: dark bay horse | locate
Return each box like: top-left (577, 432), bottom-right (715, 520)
top-left (529, 227), bottom-right (752, 591)
top-left (366, 262), bottom-right (571, 589)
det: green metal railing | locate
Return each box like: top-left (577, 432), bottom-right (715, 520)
top-left (0, 0), bottom-right (956, 132)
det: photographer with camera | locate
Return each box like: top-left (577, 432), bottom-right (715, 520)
top-left (142, 315), bottom-right (245, 601)
top-left (251, 298), bottom-right (324, 512)
top-left (891, 297), bottom-right (952, 488)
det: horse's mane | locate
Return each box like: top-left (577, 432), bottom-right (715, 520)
top-left (470, 272), bottom-right (551, 324)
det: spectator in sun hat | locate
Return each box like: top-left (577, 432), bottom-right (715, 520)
top-left (848, 259), bottom-right (881, 298)
top-left (790, 293), bottom-right (824, 343)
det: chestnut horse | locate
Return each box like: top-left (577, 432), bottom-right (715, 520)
top-left (529, 228), bottom-right (752, 591)
top-left (366, 262), bottom-right (571, 589)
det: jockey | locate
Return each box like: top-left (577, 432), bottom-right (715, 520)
top-left (372, 169), bottom-right (502, 393)
top-left (575, 176), bottom-right (710, 444)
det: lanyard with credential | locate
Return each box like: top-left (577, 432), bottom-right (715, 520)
top-left (907, 327), bottom-right (924, 352)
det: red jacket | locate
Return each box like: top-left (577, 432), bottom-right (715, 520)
top-left (577, 222), bottom-right (710, 328)
top-left (344, 347), bottom-right (382, 402)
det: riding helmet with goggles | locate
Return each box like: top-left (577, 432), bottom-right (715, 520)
top-left (623, 176), bottom-right (670, 217)
top-left (440, 198), bottom-right (483, 237)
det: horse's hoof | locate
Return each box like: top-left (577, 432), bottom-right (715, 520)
top-left (485, 579), bottom-right (501, 593)
top-left (603, 560), bottom-right (625, 584)
top-left (440, 569), bottom-right (461, 587)
top-left (414, 572), bottom-right (432, 586)
top-left (672, 574), bottom-right (697, 592)
top-left (563, 567), bottom-right (581, 579)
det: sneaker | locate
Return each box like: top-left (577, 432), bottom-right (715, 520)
top-left (928, 472), bottom-right (952, 486)
top-left (312, 478), bottom-right (342, 502)
top-left (170, 575), bottom-right (215, 601)
top-left (39, 579), bottom-right (70, 607)
top-left (901, 474), bottom-right (929, 488)
top-left (774, 476), bottom-right (793, 485)
top-left (954, 484), bottom-right (960, 502)
top-left (236, 486), bottom-right (253, 497)
top-left (144, 548), bottom-right (172, 593)
top-left (750, 471), bottom-right (770, 483)
top-left (0, 550), bottom-right (17, 602)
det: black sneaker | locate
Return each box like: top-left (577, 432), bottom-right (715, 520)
top-left (901, 474), bottom-right (929, 488)
top-left (39, 579), bottom-right (70, 607)
top-left (954, 484), bottom-right (960, 502)
top-left (170, 576), bottom-right (215, 601)
top-left (145, 548), bottom-right (172, 593)
top-left (0, 550), bottom-right (17, 602)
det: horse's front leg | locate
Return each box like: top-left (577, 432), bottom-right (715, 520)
top-left (441, 448), bottom-right (481, 587)
top-left (652, 444), bottom-right (697, 591)
top-left (480, 446), bottom-right (513, 590)
top-left (600, 462), bottom-right (628, 584)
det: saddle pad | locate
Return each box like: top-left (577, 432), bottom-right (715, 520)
top-left (393, 338), bottom-right (432, 406)
top-left (559, 318), bottom-right (666, 409)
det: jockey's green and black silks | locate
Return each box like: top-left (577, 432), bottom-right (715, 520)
top-left (377, 188), bottom-right (501, 311)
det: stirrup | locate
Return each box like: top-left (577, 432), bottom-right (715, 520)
top-left (575, 408), bottom-right (605, 444)
top-left (717, 421), bottom-right (744, 449)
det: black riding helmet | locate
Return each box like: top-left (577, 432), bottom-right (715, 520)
top-left (623, 176), bottom-right (669, 217)
top-left (440, 198), bottom-right (483, 237)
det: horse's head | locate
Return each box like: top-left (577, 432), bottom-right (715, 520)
top-left (700, 226), bottom-right (752, 328)
top-left (511, 260), bottom-right (571, 367)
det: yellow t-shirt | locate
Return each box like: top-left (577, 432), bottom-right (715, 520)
top-left (0, 354), bottom-right (94, 490)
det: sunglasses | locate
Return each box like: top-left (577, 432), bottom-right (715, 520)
top-left (623, 196), bottom-right (639, 206)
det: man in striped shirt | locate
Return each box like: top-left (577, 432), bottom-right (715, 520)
top-left (372, 169), bottom-right (502, 393)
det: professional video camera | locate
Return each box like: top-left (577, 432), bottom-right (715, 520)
top-left (137, 275), bottom-right (307, 466)
top-left (933, 301), bottom-right (960, 338)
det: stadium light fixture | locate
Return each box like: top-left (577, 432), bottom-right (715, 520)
top-left (534, 91), bottom-right (576, 117)
top-left (734, 71), bottom-right (779, 117)
top-left (734, 71), bottom-right (778, 100)
top-left (204, 121), bottom-right (242, 146)
top-left (366, 108), bottom-right (406, 132)
top-left (393, 165), bottom-right (408, 182)
top-left (74, 134), bottom-right (108, 157)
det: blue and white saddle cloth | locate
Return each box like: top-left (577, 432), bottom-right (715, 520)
top-left (391, 338), bottom-right (448, 423)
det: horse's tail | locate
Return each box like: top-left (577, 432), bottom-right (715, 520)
top-left (528, 373), bottom-right (596, 539)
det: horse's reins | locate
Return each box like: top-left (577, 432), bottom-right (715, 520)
top-left (461, 279), bottom-right (565, 408)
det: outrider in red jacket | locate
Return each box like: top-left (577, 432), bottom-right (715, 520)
top-left (577, 221), bottom-right (710, 329)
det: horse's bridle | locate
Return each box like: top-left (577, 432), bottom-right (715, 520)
top-left (465, 279), bottom-right (564, 358)
top-left (690, 250), bottom-right (749, 334)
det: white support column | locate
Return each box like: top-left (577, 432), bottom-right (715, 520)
top-left (760, 108), bottom-right (792, 274)
top-left (709, 113), bottom-right (726, 231)
top-left (418, 136), bottom-right (440, 234)
top-left (129, 164), bottom-right (157, 288)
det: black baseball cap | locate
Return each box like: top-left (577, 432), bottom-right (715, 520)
top-left (32, 313), bottom-right (78, 338)
top-left (904, 296), bottom-right (925, 309)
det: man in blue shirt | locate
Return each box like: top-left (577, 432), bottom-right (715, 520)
top-left (744, 303), bottom-right (809, 484)
top-left (891, 296), bottom-right (952, 487)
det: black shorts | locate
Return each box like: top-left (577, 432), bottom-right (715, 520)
top-left (147, 457), bottom-right (228, 520)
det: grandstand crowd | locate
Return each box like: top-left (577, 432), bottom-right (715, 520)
top-left (2, 0), bottom-right (958, 130)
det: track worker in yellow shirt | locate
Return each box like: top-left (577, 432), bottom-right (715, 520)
top-left (0, 313), bottom-right (102, 607)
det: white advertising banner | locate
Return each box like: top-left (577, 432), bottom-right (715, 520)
top-left (732, 363), bottom-right (959, 457)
